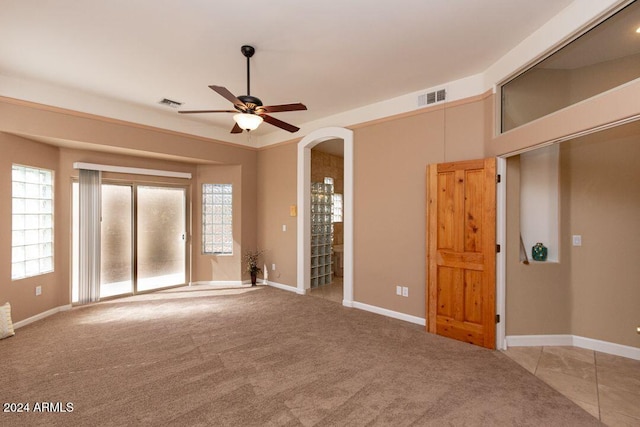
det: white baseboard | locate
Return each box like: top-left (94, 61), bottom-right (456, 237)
top-left (352, 301), bottom-right (426, 326)
top-left (266, 281), bottom-right (305, 295)
top-left (13, 304), bottom-right (72, 330)
top-left (573, 336), bottom-right (640, 361)
top-left (506, 334), bottom-right (640, 361)
top-left (191, 280), bottom-right (247, 287)
top-left (506, 334), bottom-right (574, 347)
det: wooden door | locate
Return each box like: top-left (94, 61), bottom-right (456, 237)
top-left (426, 158), bottom-right (496, 349)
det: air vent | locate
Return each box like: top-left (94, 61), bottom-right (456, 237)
top-left (417, 88), bottom-right (446, 107)
top-left (159, 98), bottom-right (183, 108)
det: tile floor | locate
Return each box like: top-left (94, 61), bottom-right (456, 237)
top-left (308, 276), bottom-right (343, 303)
top-left (309, 283), bottom-right (640, 426)
top-left (503, 346), bottom-right (640, 426)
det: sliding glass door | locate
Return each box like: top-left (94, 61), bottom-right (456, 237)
top-left (137, 186), bottom-right (186, 292)
top-left (100, 184), bottom-right (133, 298)
top-left (72, 182), bottom-right (187, 302)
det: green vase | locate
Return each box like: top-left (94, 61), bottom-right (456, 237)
top-left (532, 243), bottom-right (548, 261)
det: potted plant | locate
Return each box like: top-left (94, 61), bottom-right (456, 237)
top-left (243, 249), bottom-right (264, 286)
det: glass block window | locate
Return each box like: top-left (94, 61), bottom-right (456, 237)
top-left (202, 183), bottom-right (233, 254)
top-left (332, 193), bottom-right (343, 223)
top-left (12, 164), bottom-right (54, 280)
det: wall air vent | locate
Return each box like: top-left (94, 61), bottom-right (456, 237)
top-left (417, 88), bottom-right (446, 107)
top-left (159, 98), bottom-right (183, 108)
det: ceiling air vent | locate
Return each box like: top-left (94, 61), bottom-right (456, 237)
top-left (417, 88), bottom-right (446, 107)
top-left (159, 98), bottom-right (183, 108)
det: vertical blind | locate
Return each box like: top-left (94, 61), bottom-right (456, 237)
top-left (78, 169), bottom-right (101, 304)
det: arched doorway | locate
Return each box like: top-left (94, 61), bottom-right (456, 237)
top-left (297, 127), bottom-right (353, 306)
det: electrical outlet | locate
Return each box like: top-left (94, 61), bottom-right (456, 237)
top-left (402, 286), bottom-right (409, 297)
top-left (272, 264), bottom-right (276, 271)
top-left (572, 235), bottom-right (582, 246)
top-left (282, 224), bottom-right (287, 232)
top-left (35, 286), bottom-right (42, 296)
top-left (396, 286), bottom-right (402, 296)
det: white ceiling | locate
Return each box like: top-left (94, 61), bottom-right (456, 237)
top-left (0, 1), bottom-right (577, 143)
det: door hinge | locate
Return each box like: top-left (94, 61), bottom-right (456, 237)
top-left (496, 174), bottom-right (501, 183)
top-left (496, 314), bottom-right (500, 323)
top-left (496, 244), bottom-right (501, 253)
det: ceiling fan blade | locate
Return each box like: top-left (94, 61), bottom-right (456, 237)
top-left (259, 103), bottom-right (307, 113)
top-left (230, 123), bottom-right (243, 134)
top-left (178, 109), bottom-right (236, 114)
top-left (209, 85), bottom-right (246, 109)
top-left (261, 114), bottom-right (300, 133)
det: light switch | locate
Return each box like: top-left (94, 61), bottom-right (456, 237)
top-left (282, 224), bottom-right (287, 232)
top-left (572, 235), bottom-right (582, 246)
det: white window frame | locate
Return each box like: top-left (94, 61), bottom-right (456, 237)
top-left (12, 164), bottom-right (54, 280)
top-left (202, 183), bottom-right (233, 255)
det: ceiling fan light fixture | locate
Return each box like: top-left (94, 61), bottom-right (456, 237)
top-left (233, 113), bottom-right (263, 131)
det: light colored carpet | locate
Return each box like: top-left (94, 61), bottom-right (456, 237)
top-left (1, 285), bottom-right (601, 426)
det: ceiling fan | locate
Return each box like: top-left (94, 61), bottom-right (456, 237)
top-left (179, 45), bottom-right (307, 133)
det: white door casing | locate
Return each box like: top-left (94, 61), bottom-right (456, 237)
top-left (297, 127), bottom-right (354, 306)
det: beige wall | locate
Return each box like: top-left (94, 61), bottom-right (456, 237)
top-left (352, 101), bottom-right (485, 318)
top-left (255, 97), bottom-right (487, 318)
top-left (3, 75), bottom-right (639, 350)
top-left (505, 156), bottom-right (572, 335)
top-left (499, 88), bottom-right (640, 349)
top-left (563, 124), bottom-right (640, 347)
top-left (504, 124), bottom-right (640, 348)
top-left (0, 98), bottom-right (257, 322)
top-left (0, 133), bottom-right (64, 322)
top-left (193, 164), bottom-right (244, 282)
top-left (256, 142), bottom-right (298, 287)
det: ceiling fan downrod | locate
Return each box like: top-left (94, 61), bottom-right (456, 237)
top-left (241, 45), bottom-right (255, 96)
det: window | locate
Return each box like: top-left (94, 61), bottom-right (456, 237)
top-left (12, 165), bottom-right (54, 280)
top-left (501, 1), bottom-right (640, 132)
top-left (202, 183), bottom-right (233, 254)
top-left (332, 193), bottom-right (343, 223)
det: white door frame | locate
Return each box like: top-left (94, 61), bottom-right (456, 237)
top-left (297, 127), bottom-right (354, 306)
top-left (496, 156), bottom-right (507, 350)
